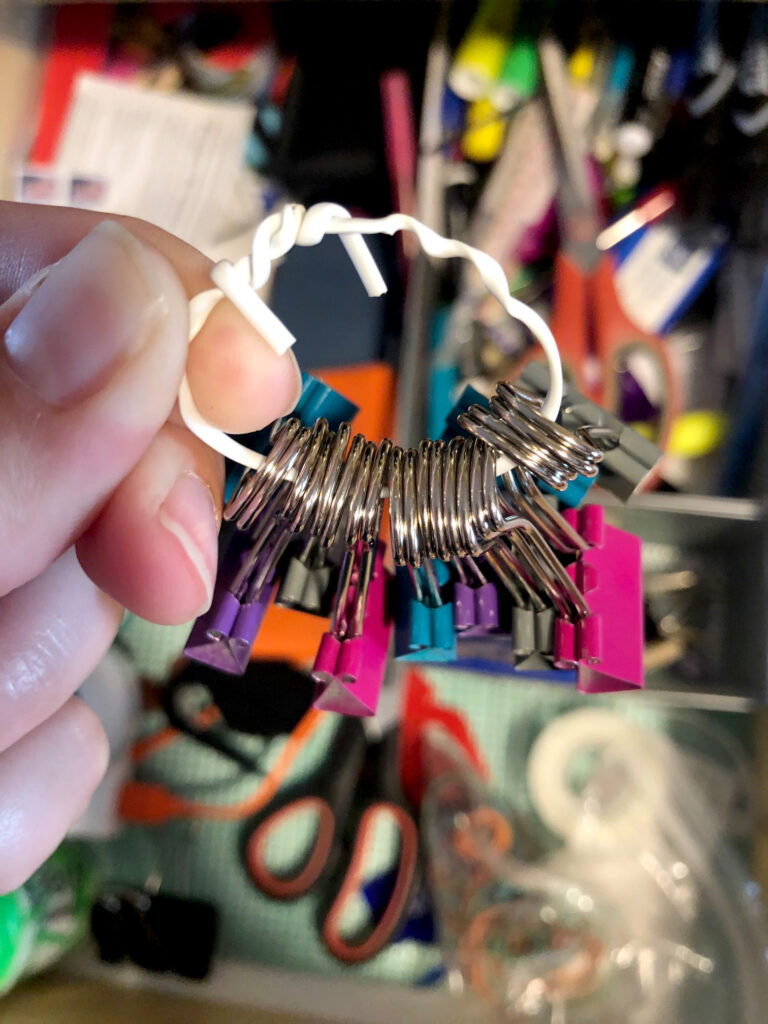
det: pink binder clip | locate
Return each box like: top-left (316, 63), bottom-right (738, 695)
top-left (554, 505), bottom-right (644, 693)
top-left (312, 542), bottom-right (393, 717)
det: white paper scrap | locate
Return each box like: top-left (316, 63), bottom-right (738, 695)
top-left (54, 73), bottom-right (265, 256)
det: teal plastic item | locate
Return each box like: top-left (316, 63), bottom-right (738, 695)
top-left (540, 475), bottom-right (594, 508)
top-left (441, 383), bottom-right (488, 441)
top-left (295, 373), bottom-right (359, 429)
top-left (224, 373), bottom-right (359, 500)
top-left (395, 563), bottom-right (457, 662)
top-left (428, 365), bottom-right (460, 442)
top-left (427, 307), bottom-right (459, 441)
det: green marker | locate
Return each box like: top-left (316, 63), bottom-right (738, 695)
top-left (494, 38), bottom-right (539, 112)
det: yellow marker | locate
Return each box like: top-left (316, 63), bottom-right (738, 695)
top-left (667, 410), bottom-right (729, 459)
top-left (462, 98), bottom-right (507, 162)
top-left (570, 45), bottom-right (595, 84)
top-left (449, 0), bottom-right (520, 101)
top-left (451, 33), bottom-right (509, 101)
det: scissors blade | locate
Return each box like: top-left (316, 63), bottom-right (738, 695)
top-left (538, 36), bottom-right (602, 261)
top-left (538, 36), bottom-right (592, 209)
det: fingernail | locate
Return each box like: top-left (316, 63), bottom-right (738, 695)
top-left (158, 472), bottom-right (218, 615)
top-left (4, 221), bottom-right (168, 406)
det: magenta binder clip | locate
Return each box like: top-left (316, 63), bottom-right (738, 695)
top-left (553, 505), bottom-right (644, 693)
top-left (312, 543), bottom-right (392, 717)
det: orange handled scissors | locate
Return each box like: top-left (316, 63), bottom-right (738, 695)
top-left (241, 719), bottom-right (420, 964)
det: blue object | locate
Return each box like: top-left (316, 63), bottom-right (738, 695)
top-left (224, 373), bottom-right (358, 500)
top-left (270, 235), bottom-right (389, 369)
top-left (294, 373), bottom-right (359, 429)
top-left (415, 965), bottom-right (447, 988)
top-left (427, 307), bottom-right (459, 441)
top-left (608, 45), bottom-right (634, 95)
top-left (540, 475), bottom-right (594, 508)
top-left (613, 224), bottom-right (729, 332)
top-left (720, 269), bottom-right (768, 495)
top-left (657, 235), bottom-right (728, 334)
top-left (362, 871), bottom-right (436, 944)
top-left (395, 563), bottom-right (457, 662)
top-left (441, 383), bottom-right (488, 441)
top-left (428, 365), bottom-right (460, 442)
top-left (665, 49), bottom-right (693, 102)
top-left (451, 655), bottom-right (578, 684)
top-left (442, 86), bottom-right (466, 142)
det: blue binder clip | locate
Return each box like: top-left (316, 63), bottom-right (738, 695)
top-left (395, 561), bottom-right (456, 662)
top-left (294, 373), bottom-right (359, 429)
top-left (441, 384), bottom-right (488, 441)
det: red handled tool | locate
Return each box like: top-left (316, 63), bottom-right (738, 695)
top-left (514, 39), bottom-right (682, 462)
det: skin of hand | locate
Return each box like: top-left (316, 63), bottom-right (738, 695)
top-left (0, 202), bottom-right (302, 894)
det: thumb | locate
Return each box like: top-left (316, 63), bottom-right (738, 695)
top-left (0, 220), bottom-right (191, 596)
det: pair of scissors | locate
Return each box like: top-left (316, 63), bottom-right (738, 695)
top-left (515, 39), bottom-right (682, 453)
top-left (241, 718), bottom-right (420, 964)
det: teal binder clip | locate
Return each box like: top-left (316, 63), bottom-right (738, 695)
top-left (395, 561), bottom-right (456, 662)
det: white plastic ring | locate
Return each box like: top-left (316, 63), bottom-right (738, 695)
top-left (526, 709), bottom-right (672, 847)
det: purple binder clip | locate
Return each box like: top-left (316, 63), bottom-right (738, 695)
top-left (452, 557), bottom-right (499, 636)
top-left (185, 526), bottom-right (285, 674)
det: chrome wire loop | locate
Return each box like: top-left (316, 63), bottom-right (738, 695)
top-left (458, 381), bottom-right (603, 491)
top-left (389, 437), bottom-right (504, 567)
top-left (222, 395), bottom-right (599, 622)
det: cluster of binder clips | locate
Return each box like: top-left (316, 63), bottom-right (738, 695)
top-left (181, 202), bottom-right (660, 719)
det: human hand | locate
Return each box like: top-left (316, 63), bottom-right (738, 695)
top-left (0, 203), bottom-right (301, 892)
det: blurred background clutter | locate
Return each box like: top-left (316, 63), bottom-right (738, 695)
top-left (3, 1), bottom-right (768, 1022)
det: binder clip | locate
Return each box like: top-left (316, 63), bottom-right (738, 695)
top-left (454, 530), bottom-right (579, 681)
top-left (312, 542), bottom-right (392, 716)
top-left (185, 525), bottom-right (280, 674)
top-left (554, 505), bottom-right (644, 693)
top-left (441, 384), bottom-right (489, 442)
top-left (452, 556), bottom-right (500, 636)
top-left (457, 382), bottom-right (603, 506)
top-left (275, 536), bottom-right (337, 616)
top-left (510, 606), bottom-right (557, 672)
top-left (294, 373), bottom-right (360, 430)
top-left (395, 561), bottom-right (457, 662)
top-left (519, 362), bottom-right (664, 500)
top-left (224, 372), bottom-right (360, 501)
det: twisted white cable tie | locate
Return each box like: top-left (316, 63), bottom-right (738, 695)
top-left (179, 203), bottom-right (564, 477)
